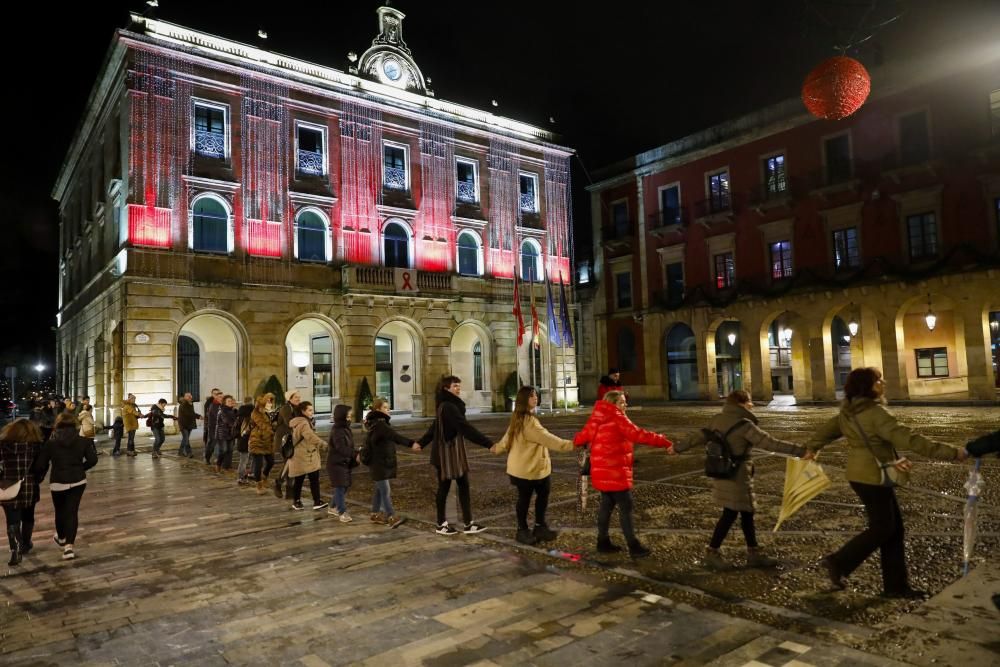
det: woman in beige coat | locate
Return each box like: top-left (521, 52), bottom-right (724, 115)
top-left (676, 390), bottom-right (806, 570)
top-left (806, 367), bottom-right (965, 598)
top-left (287, 401), bottom-right (327, 511)
top-left (492, 385), bottom-right (574, 545)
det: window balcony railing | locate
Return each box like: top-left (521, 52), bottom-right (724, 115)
top-left (383, 167), bottom-right (407, 190)
top-left (520, 192), bottom-right (537, 213)
top-left (694, 196), bottom-right (731, 218)
top-left (648, 208), bottom-right (687, 230)
top-left (456, 181), bottom-right (477, 203)
top-left (195, 130), bottom-right (225, 159)
top-left (297, 149), bottom-right (324, 176)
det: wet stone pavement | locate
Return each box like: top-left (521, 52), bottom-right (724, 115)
top-left (1, 404), bottom-right (997, 665)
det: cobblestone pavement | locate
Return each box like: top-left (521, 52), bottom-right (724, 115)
top-left (0, 404), bottom-right (996, 665)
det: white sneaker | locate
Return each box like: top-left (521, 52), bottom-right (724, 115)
top-left (436, 522), bottom-right (459, 536)
top-left (463, 522), bottom-right (487, 534)
top-left (339, 512), bottom-right (353, 523)
top-left (62, 546), bottom-right (76, 560)
top-left (327, 507), bottom-right (341, 516)
top-left (313, 502), bottom-right (329, 511)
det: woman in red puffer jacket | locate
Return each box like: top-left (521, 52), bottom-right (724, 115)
top-left (573, 391), bottom-right (674, 558)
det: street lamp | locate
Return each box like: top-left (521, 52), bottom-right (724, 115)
top-left (34, 363), bottom-right (45, 388)
top-left (924, 294), bottom-right (937, 332)
top-left (727, 332), bottom-right (737, 347)
top-left (847, 303), bottom-right (860, 337)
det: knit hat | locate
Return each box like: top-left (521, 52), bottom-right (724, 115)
top-left (285, 390), bottom-right (300, 402)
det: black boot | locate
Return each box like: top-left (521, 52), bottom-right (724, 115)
top-left (516, 528), bottom-right (538, 545)
top-left (20, 518), bottom-right (34, 554)
top-left (7, 523), bottom-right (22, 566)
top-left (596, 536), bottom-right (622, 553)
top-left (533, 524), bottom-right (558, 542)
top-left (628, 540), bottom-right (651, 559)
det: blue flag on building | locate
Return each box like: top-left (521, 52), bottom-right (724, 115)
top-left (558, 274), bottom-right (573, 347)
top-left (545, 278), bottom-right (562, 347)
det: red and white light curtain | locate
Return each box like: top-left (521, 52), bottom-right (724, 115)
top-left (415, 121), bottom-right (456, 271)
top-left (240, 71), bottom-right (288, 258)
top-left (486, 136), bottom-right (519, 278)
top-left (127, 48), bottom-right (191, 248)
top-left (543, 152), bottom-right (572, 284)
top-left (338, 97), bottom-right (383, 264)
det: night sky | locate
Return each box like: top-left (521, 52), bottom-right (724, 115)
top-left (2, 0), bottom-right (998, 378)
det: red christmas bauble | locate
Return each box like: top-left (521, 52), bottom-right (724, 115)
top-left (801, 56), bottom-right (871, 120)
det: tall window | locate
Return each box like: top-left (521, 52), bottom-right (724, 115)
top-left (192, 197), bottom-right (228, 253)
top-left (665, 262), bottom-right (684, 306)
top-left (519, 173), bottom-right (538, 213)
top-left (616, 272), bottom-right (632, 309)
top-left (833, 227), bottom-right (860, 271)
top-left (520, 240), bottom-right (542, 281)
top-left (611, 201), bottom-right (630, 238)
top-left (824, 134), bottom-right (851, 184)
top-left (769, 240), bottom-right (793, 280)
top-left (617, 328), bottom-right (637, 372)
top-left (899, 110), bottom-right (930, 165)
top-left (193, 103), bottom-right (226, 159)
top-left (457, 231), bottom-right (481, 276)
top-left (708, 170), bottom-right (730, 212)
top-left (383, 222), bottom-right (410, 268)
top-left (907, 212), bottom-right (938, 260)
top-left (714, 252), bottom-right (734, 289)
top-left (375, 337), bottom-right (393, 408)
top-left (659, 185), bottom-right (681, 226)
top-left (763, 154), bottom-right (787, 196)
top-left (383, 143), bottom-right (407, 190)
top-left (296, 125), bottom-right (325, 176)
top-left (456, 158), bottom-right (478, 203)
top-left (296, 210), bottom-right (327, 262)
top-left (916, 348), bottom-right (949, 378)
top-left (473, 341), bottom-right (483, 391)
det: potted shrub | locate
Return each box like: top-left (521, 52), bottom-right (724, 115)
top-left (503, 371), bottom-right (521, 412)
top-left (354, 377), bottom-right (374, 423)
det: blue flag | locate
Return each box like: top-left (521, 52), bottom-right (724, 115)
top-left (559, 275), bottom-right (573, 347)
top-left (545, 278), bottom-right (562, 347)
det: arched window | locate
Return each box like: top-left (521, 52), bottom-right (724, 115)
top-left (457, 232), bottom-right (481, 276)
top-left (383, 222), bottom-right (410, 268)
top-left (192, 196), bottom-right (229, 254)
top-left (296, 210), bottom-right (327, 262)
top-left (520, 239), bottom-right (542, 282)
top-left (177, 335), bottom-right (200, 400)
top-left (473, 341), bottom-right (483, 390)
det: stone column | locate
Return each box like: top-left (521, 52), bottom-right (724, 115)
top-left (959, 303), bottom-right (995, 400)
top-left (878, 313), bottom-right (909, 401)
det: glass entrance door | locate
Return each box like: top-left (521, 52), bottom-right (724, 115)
top-left (375, 336), bottom-right (393, 409)
top-left (311, 334), bottom-right (332, 414)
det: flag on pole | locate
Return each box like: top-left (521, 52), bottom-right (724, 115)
top-left (529, 274), bottom-right (540, 349)
top-left (512, 269), bottom-right (525, 347)
top-left (545, 277), bottom-right (562, 347)
top-left (773, 458), bottom-right (831, 531)
top-left (558, 273), bottom-right (574, 347)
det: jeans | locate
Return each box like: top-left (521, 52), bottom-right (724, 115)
top-left (112, 435), bottom-right (122, 454)
top-left (179, 428), bottom-right (192, 455)
top-left (333, 486), bottom-right (348, 513)
top-left (252, 454), bottom-right (275, 481)
top-left (152, 426), bottom-right (165, 453)
top-left (3, 504), bottom-right (36, 548)
top-left (292, 471), bottom-right (321, 504)
top-left (435, 474), bottom-right (471, 526)
top-left (213, 439), bottom-right (233, 467)
top-left (204, 438), bottom-right (214, 464)
top-left (52, 484), bottom-right (86, 545)
top-left (371, 479), bottom-right (394, 516)
top-left (511, 475), bottom-right (551, 530)
top-left (710, 508), bottom-right (758, 549)
top-left (237, 451), bottom-right (251, 479)
top-left (828, 482), bottom-right (909, 593)
top-left (126, 430), bottom-right (136, 452)
top-left (597, 490), bottom-right (636, 544)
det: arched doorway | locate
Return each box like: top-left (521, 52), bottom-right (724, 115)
top-left (666, 323), bottom-right (699, 400)
top-left (177, 335), bottom-right (200, 399)
top-left (373, 320), bottom-right (422, 413)
top-left (715, 321), bottom-right (743, 397)
top-left (830, 316), bottom-right (852, 395)
top-left (895, 293), bottom-right (968, 398)
top-left (451, 322), bottom-right (492, 411)
top-left (759, 310), bottom-right (814, 403)
top-left (176, 313), bottom-right (243, 404)
top-left (285, 317), bottom-right (341, 414)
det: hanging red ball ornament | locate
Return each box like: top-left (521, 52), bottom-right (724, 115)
top-left (801, 56), bottom-right (871, 120)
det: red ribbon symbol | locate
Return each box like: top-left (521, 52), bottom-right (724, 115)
top-left (401, 271), bottom-right (413, 290)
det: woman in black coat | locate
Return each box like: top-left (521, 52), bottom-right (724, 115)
top-left (326, 404), bottom-right (358, 520)
top-left (33, 412), bottom-right (98, 560)
top-left (363, 397), bottom-right (419, 528)
top-left (1, 418), bottom-right (44, 565)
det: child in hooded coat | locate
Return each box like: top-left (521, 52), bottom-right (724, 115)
top-left (327, 404), bottom-right (359, 522)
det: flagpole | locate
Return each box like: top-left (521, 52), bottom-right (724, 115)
top-left (561, 273), bottom-right (569, 413)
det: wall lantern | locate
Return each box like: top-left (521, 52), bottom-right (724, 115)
top-left (782, 327), bottom-right (793, 344)
top-left (727, 332), bottom-right (737, 347)
top-left (924, 294), bottom-right (937, 332)
top-left (847, 303), bottom-right (860, 337)
top-left (292, 351), bottom-right (310, 372)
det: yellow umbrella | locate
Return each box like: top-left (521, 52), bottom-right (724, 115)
top-left (773, 458), bottom-right (831, 531)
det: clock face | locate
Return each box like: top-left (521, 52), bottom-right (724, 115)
top-left (382, 59), bottom-right (402, 82)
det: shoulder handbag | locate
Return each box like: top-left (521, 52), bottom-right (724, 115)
top-left (849, 414), bottom-right (909, 487)
top-left (280, 432), bottom-right (297, 460)
top-left (0, 479), bottom-right (23, 502)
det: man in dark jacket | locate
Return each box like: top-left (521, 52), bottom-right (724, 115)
top-left (212, 395), bottom-right (237, 473)
top-left (176, 392), bottom-right (200, 458)
top-left (147, 399), bottom-right (176, 459)
top-left (234, 397), bottom-right (254, 484)
top-left (418, 376), bottom-right (493, 536)
top-left (203, 388), bottom-right (222, 464)
top-left (596, 368), bottom-right (624, 402)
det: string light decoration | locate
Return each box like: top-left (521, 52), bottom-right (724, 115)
top-left (486, 136), bottom-right (518, 278)
top-left (338, 97), bottom-right (382, 264)
top-left (801, 56), bottom-right (871, 120)
top-left (240, 69), bottom-right (288, 259)
top-left (415, 121), bottom-right (455, 271)
top-left (543, 152), bottom-right (572, 284)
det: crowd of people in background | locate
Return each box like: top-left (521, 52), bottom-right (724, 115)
top-left (2, 367), bottom-right (999, 603)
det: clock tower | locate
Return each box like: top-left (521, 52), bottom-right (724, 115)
top-left (357, 5), bottom-right (428, 94)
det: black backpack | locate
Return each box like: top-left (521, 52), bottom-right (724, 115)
top-left (702, 419), bottom-right (750, 479)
